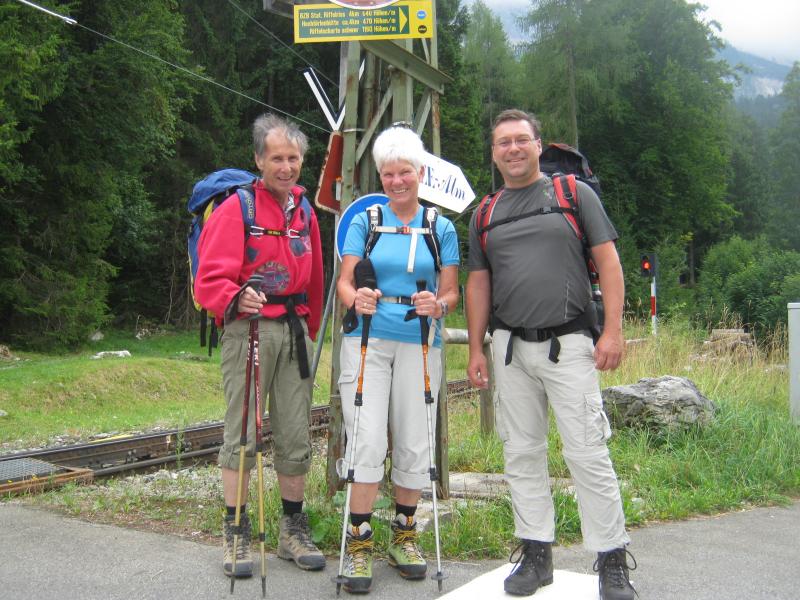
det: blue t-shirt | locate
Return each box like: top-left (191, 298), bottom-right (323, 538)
top-left (342, 204), bottom-right (459, 347)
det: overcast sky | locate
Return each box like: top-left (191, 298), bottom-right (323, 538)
top-left (466, 0), bottom-right (799, 66)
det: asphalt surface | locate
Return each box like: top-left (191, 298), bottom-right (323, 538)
top-left (1, 500), bottom-right (798, 600)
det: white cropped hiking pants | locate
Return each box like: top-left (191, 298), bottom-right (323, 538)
top-left (337, 336), bottom-right (441, 490)
top-left (492, 330), bottom-right (630, 552)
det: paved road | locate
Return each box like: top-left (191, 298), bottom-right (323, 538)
top-left (1, 501), bottom-right (798, 599)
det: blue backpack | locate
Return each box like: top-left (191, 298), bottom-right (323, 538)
top-left (187, 168), bottom-right (314, 354)
top-left (187, 168), bottom-right (258, 353)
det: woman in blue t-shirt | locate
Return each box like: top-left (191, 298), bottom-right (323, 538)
top-left (335, 126), bottom-right (459, 594)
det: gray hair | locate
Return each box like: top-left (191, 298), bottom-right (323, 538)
top-left (372, 126), bottom-right (425, 172)
top-left (252, 113), bottom-right (308, 157)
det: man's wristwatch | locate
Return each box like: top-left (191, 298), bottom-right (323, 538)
top-left (438, 299), bottom-right (449, 318)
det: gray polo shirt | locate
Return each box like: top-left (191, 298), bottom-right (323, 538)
top-left (468, 176), bottom-right (617, 329)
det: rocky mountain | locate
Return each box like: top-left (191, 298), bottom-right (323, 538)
top-left (466, 1), bottom-right (792, 100)
top-left (718, 46), bottom-right (791, 99)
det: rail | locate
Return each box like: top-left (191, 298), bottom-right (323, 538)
top-left (0, 379), bottom-right (478, 492)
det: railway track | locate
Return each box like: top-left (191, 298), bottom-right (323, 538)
top-left (0, 379), bottom-right (477, 494)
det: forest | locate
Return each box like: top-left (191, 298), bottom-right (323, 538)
top-left (2, 0), bottom-right (799, 350)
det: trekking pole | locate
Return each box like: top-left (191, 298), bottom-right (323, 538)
top-left (230, 275), bottom-right (263, 595)
top-left (334, 259), bottom-right (377, 596)
top-left (251, 318), bottom-right (268, 598)
top-left (415, 280), bottom-right (447, 592)
top-left (230, 325), bottom-right (252, 595)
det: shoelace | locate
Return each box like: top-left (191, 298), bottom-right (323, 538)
top-left (508, 541), bottom-right (545, 576)
top-left (593, 549), bottom-right (638, 592)
top-left (225, 520), bottom-right (251, 559)
top-left (393, 528), bottom-right (424, 560)
top-left (346, 537), bottom-right (374, 575)
top-left (286, 514), bottom-right (318, 550)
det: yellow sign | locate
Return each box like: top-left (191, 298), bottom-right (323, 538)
top-left (294, 1), bottom-right (433, 43)
top-left (329, 1), bottom-right (400, 8)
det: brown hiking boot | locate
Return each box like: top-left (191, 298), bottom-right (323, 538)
top-left (222, 513), bottom-right (253, 578)
top-left (277, 512), bottom-right (326, 571)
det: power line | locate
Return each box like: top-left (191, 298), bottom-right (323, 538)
top-left (225, 0), bottom-right (340, 91)
top-left (14, 0), bottom-right (331, 134)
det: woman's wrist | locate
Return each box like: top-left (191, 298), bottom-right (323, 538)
top-left (437, 299), bottom-right (449, 319)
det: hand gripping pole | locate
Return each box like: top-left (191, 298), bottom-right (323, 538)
top-left (230, 275), bottom-right (264, 595)
top-left (334, 259), bottom-right (376, 595)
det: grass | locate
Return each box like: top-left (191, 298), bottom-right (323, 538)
top-left (0, 327), bottom-right (333, 449)
top-left (3, 316), bottom-right (799, 559)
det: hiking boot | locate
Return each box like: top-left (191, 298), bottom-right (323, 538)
top-left (277, 512), bottom-right (326, 571)
top-left (387, 515), bottom-right (427, 579)
top-left (594, 548), bottom-right (638, 600)
top-left (222, 513), bottom-right (253, 578)
top-left (342, 523), bottom-right (374, 594)
top-left (503, 540), bottom-right (553, 596)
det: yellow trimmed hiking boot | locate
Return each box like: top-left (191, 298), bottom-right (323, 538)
top-left (343, 522), bottom-right (374, 594)
top-left (387, 514), bottom-right (427, 579)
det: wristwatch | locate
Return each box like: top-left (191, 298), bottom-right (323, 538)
top-left (438, 299), bottom-right (449, 318)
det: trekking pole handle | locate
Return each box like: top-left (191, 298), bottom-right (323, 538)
top-left (415, 280), bottom-right (430, 341)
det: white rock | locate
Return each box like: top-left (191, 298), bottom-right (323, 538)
top-left (91, 350), bottom-right (132, 359)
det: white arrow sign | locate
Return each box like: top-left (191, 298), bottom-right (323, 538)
top-left (418, 151), bottom-right (475, 213)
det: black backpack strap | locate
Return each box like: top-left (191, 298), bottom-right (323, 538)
top-left (421, 206), bottom-right (442, 272)
top-left (364, 204), bottom-right (383, 257)
top-left (480, 205), bottom-right (577, 234)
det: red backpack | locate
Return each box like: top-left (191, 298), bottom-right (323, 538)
top-left (476, 173), bottom-right (599, 291)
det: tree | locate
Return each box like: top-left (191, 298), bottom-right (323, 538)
top-left (0, 0), bottom-right (193, 349)
top-left (436, 0), bottom-right (489, 230)
top-left (464, 0), bottom-right (521, 188)
top-left (767, 62), bottom-right (800, 251)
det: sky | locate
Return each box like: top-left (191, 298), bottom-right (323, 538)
top-left (467, 0), bottom-right (799, 66)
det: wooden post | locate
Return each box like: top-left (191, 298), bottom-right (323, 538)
top-left (479, 339), bottom-right (495, 437)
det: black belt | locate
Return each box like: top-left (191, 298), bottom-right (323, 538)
top-left (492, 303), bottom-right (599, 365)
top-left (264, 293), bottom-right (310, 379)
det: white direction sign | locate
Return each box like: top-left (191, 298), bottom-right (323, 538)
top-left (418, 151), bottom-right (475, 213)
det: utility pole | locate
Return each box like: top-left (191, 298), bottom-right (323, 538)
top-left (263, 0), bottom-right (453, 497)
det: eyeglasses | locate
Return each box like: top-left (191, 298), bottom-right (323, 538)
top-left (493, 136), bottom-right (536, 150)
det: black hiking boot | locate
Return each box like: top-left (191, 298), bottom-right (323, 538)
top-left (594, 548), bottom-right (638, 600)
top-left (503, 540), bottom-right (553, 596)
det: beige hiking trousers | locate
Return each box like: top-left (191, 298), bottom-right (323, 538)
top-left (492, 330), bottom-right (630, 552)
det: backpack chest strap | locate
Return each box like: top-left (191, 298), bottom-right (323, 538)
top-left (249, 226), bottom-right (307, 239)
top-left (371, 225), bottom-right (433, 235)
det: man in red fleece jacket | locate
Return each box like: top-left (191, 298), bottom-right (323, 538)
top-left (194, 113), bottom-right (325, 578)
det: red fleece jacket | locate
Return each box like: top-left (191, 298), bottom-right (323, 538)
top-left (193, 180), bottom-right (324, 340)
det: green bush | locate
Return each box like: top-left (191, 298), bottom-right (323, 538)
top-left (697, 235), bottom-right (800, 332)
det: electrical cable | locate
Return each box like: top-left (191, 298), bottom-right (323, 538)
top-left (225, 0), bottom-right (340, 91)
top-left (14, 0), bottom-right (331, 134)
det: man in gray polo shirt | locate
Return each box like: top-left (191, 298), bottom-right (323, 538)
top-left (465, 109), bottom-right (636, 600)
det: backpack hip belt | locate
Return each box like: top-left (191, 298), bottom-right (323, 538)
top-left (264, 293), bottom-right (310, 380)
top-left (492, 303), bottom-right (599, 366)
top-left (224, 291), bottom-right (310, 379)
